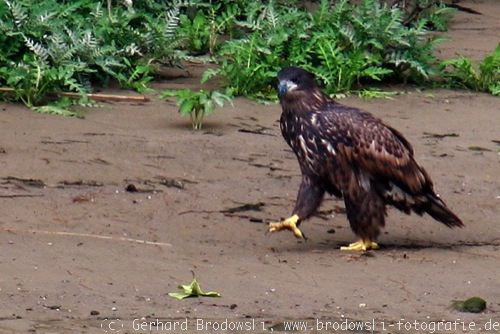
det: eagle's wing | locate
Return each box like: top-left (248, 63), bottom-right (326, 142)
top-left (319, 106), bottom-right (431, 195)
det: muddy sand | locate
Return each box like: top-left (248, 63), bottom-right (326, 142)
top-left (0, 1), bottom-right (499, 333)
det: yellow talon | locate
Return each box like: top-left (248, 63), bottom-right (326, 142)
top-left (268, 214), bottom-right (305, 239)
top-left (340, 240), bottom-right (379, 251)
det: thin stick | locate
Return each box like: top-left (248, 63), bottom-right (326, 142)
top-left (1, 228), bottom-right (172, 247)
top-left (107, 0), bottom-right (113, 20)
top-left (0, 88), bottom-right (150, 102)
top-left (59, 92), bottom-right (150, 102)
top-left (0, 194), bottom-right (44, 198)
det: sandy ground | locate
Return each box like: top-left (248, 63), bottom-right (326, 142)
top-left (0, 1), bottom-right (499, 333)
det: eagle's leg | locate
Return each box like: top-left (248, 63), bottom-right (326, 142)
top-left (268, 215), bottom-right (303, 238)
top-left (340, 186), bottom-right (385, 251)
top-left (268, 175), bottom-right (325, 239)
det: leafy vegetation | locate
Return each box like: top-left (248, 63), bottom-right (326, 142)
top-left (177, 2), bottom-right (243, 56)
top-left (205, 0), bottom-right (443, 98)
top-left (387, 0), bottom-right (457, 31)
top-left (0, 0), bottom-right (185, 111)
top-left (0, 0), bottom-right (495, 118)
top-left (161, 89), bottom-right (232, 130)
top-left (440, 45), bottom-right (500, 96)
top-left (420, 2), bottom-right (456, 32)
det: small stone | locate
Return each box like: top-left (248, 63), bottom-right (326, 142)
top-left (359, 303), bottom-right (366, 308)
top-left (125, 184), bottom-right (138, 192)
top-left (111, 307), bottom-right (117, 311)
top-left (90, 310), bottom-right (100, 316)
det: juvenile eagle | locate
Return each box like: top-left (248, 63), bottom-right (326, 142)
top-left (269, 67), bottom-right (463, 251)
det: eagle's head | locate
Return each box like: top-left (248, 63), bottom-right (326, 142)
top-left (277, 67), bottom-right (328, 112)
top-left (277, 67), bottom-right (317, 99)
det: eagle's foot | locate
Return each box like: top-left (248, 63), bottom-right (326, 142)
top-left (268, 214), bottom-right (305, 239)
top-left (340, 240), bottom-right (379, 251)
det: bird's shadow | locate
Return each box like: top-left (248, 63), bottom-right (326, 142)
top-left (274, 237), bottom-right (498, 254)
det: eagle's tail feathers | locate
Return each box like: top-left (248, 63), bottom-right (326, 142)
top-left (425, 194), bottom-right (463, 228)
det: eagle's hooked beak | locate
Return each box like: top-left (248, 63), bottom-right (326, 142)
top-left (278, 80), bottom-right (297, 98)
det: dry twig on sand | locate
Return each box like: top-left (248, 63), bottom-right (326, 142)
top-left (1, 228), bottom-right (172, 247)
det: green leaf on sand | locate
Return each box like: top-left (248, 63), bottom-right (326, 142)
top-left (452, 297), bottom-right (487, 313)
top-left (168, 278), bottom-right (221, 300)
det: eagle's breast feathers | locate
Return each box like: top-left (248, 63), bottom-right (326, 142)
top-left (280, 101), bottom-right (431, 209)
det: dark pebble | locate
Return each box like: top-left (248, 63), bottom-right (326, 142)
top-left (126, 184), bottom-right (138, 192)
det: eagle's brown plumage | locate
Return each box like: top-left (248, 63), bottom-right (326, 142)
top-left (274, 67), bottom-right (463, 247)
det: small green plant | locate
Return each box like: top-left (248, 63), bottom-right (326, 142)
top-left (161, 89), bottom-right (232, 130)
top-left (113, 59), bottom-right (154, 93)
top-left (440, 45), bottom-right (500, 95)
top-left (396, 0), bottom-right (456, 31)
top-left (206, 5), bottom-right (239, 56)
top-left (423, 2), bottom-right (456, 32)
top-left (178, 10), bottom-right (211, 55)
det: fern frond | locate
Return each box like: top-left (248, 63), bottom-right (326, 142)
top-left (80, 31), bottom-right (99, 50)
top-left (4, 0), bottom-right (28, 28)
top-left (91, 2), bottom-right (104, 19)
top-left (264, 2), bottom-right (278, 29)
top-left (47, 32), bottom-right (74, 64)
top-left (38, 11), bottom-right (56, 24)
top-left (164, 6), bottom-right (180, 40)
top-left (122, 43), bottom-right (143, 56)
top-left (24, 37), bottom-right (49, 61)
